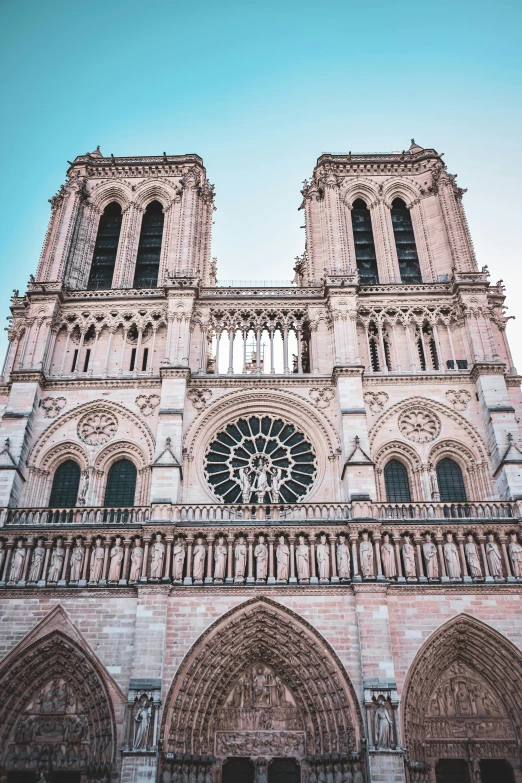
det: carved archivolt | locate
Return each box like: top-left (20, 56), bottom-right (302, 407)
top-left (161, 596), bottom-right (363, 756)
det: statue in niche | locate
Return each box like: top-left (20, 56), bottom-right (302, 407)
top-left (423, 533), bottom-right (439, 578)
top-left (353, 765), bottom-right (363, 783)
top-left (359, 532), bottom-right (374, 578)
top-left (337, 535), bottom-right (350, 580)
top-left (239, 467), bottom-right (252, 504)
top-left (374, 697), bottom-right (393, 748)
top-left (28, 538), bottom-right (45, 582)
top-left (316, 534), bottom-right (330, 580)
top-left (77, 469), bottom-right (89, 505)
top-left (509, 532), bottom-right (522, 577)
top-left (486, 533), bottom-right (503, 578)
top-left (108, 536), bottom-right (124, 582)
top-left (317, 766), bottom-right (326, 783)
top-left (173, 538), bottom-right (186, 581)
top-left (193, 537), bottom-right (206, 581)
top-left (465, 534), bottom-right (482, 578)
top-left (270, 467), bottom-right (282, 503)
top-left (402, 535), bottom-right (416, 578)
top-left (276, 535), bottom-right (289, 581)
top-left (9, 538), bottom-right (26, 582)
top-left (70, 536), bottom-right (85, 581)
top-left (256, 763), bottom-right (267, 783)
top-left (48, 537), bottom-right (65, 582)
top-left (214, 536), bottom-right (227, 581)
top-left (342, 763), bottom-right (353, 783)
top-left (381, 534), bottom-right (396, 579)
top-left (254, 459), bottom-right (270, 503)
top-left (444, 533), bottom-right (461, 578)
top-left (254, 535), bottom-right (268, 580)
top-left (129, 537), bottom-right (144, 582)
top-left (334, 764), bottom-right (343, 783)
top-left (133, 694), bottom-right (152, 750)
top-left (89, 537), bottom-right (104, 583)
top-left (234, 536), bottom-right (247, 580)
top-left (296, 535), bottom-right (310, 580)
top-left (253, 665), bottom-right (270, 705)
top-left (150, 533), bottom-right (165, 580)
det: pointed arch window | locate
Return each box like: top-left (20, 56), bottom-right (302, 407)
top-left (436, 457), bottom-right (467, 502)
top-left (104, 459), bottom-right (137, 507)
top-left (351, 198), bottom-right (379, 285)
top-left (391, 198), bottom-right (422, 284)
top-left (384, 459), bottom-right (412, 502)
top-left (87, 202), bottom-right (123, 290)
top-left (49, 460), bottom-right (81, 507)
top-left (133, 200), bottom-right (164, 288)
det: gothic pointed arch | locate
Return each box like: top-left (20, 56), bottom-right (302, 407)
top-left (402, 614), bottom-right (522, 770)
top-left (161, 596), bottom-right (364, 758)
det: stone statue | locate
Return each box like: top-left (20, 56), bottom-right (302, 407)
top-left (255, 763), bottom-right (267, 783)
top-left (359, 532), bottom-right (374, 578)
top-left (276, 535), bottom-right (289, 581)
top-left (353, 764), bottom-right (363, 783)
top-left (509, 532), bottom-right (522, 577)
top-left (173, 538), bottom-right (186, 581)
top-left (423, 533), bottom-right (439, 578)
top-left (108, 536), bottom-right (124, 582)
top-left (239, 467), bottom-right (252, 504)
top-left (214, 536), bottom-right (227, 580)
top-left (334, 764), bottom-right (343, 783)
top-left (444, 533), bottom-right (461, 579)
top-left (428, 461), bottom-right (439, 499)
top-left (129, 537), bottom-right (143, 582)
top-left (337, 535), bottom-right (350, 580)
top-left (317, 534), bottom-right (330, 580)
top-left (234, 536), bottom-right (247, 579)
top-left (486, 533), bottom-right (503, 578)
top-left (89, 537), bottom-right (104, 583)
top-left (270, 468), bottom-right (282, 503)
top-left (193, 537), bottom-right (206, 581)
top-left (28, 538), bottom-right (45, 582)
top-left (381, 534), bottom-right (396, 579)
top-left (254, 461), bottom-right (270, 503)
top-left (465, 534), bottom-right (482, 578)
top-left (77, 469), bottom-right (90, 505)
top-left (48, 537), bottom-right (65, 582)
top-left (9, 539), bottom-right (26, 582)
top-left (149, 533), bottom-right (164, 580)
top-left (402, 535), bottom-right (416, 578)
top-left (374, 697), bottom-right (393, 748)
top-left (69, 537), bottom-right (85, 582)
top-left (296, 535), bottom-right (310, 580)
top-left (254, 535), bottom-right (268, 580)
top-left (342, 763), bottom-right (353, 783)
top-left (133, 695), bottom-right (151, 750)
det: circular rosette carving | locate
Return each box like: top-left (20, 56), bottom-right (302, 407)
top-left (204, 415), bottom-right (317, 504)
top-left (77, 411), bottom-right (118, 446)
top-left (399, 409), bottom-right (440, 443)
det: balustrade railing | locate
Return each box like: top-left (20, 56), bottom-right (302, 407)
top-left (3, 506), bottom-right (149, 527)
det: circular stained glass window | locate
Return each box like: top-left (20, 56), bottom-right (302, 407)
top-left (204, 415), bottom-right (317, 504)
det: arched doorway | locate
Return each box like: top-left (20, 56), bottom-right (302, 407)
top-left (403, 615), bottom-right (522, 782)
top-left (160, 597), bottom-right (365, 781)
top-left (222, 757), bottom-right (255, 783)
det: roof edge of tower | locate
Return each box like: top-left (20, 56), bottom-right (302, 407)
top-left (66, 152), bottom-right (205, 174)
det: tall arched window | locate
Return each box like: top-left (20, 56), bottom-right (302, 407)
top-left (49, 460), bottom-right (81, 507)
top-left (104, 459), bottom-right (137, 506)
top-left (87, 202), bottom-right (123, 290)
top-left (351, 198), bottom-right (379, 285)
top-left (390, 198), bottom-right (422, 284)
top-left (384, 459), bottom-right (411, 502)
top-left (133, 201), bottom-right (164, 288)
top-left (436, 458), bottom-right (467, 502)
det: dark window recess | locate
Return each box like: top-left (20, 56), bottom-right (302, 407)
top-left (142, 347), bottom-right (149, 371)
top-left (435, 759), bottom-right (470, 783)
top-left (87, 202), bottom-right (123, 290)
top-left (391, 198), bottom-right (422, 284)
top-left (130, 348), bottom-right (136, 372)
top-left (133, 200), bottom-right (164, 288)
top-left (384, 459), bottom-right (412, 502)
top-left (416, 337), bottom-right (426, 371)
top-left (457, 359), bottom-right (468, 369)
top-left (49, 460), bottom-right (81, 508)
top-left (437, 458), bottom-right (467, 502)
top-left (104, 459), bottom-right (137, 507)
top-left (446, 359), bottom-right (455, 370)
top-left (351, 198), bottom-right (379, 285)
top-left (383, 336), bottom-right (392, 371)
top-left (83, 348), bottom-right (91, 373)
top-left (71, 349), bottom-right (79, 373)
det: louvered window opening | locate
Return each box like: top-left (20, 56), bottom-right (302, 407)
top-left (87, 202), bottom-right (123, 290)
top-left (391, 198), bottom-right (422, 284)
top-left (384, 459), bottom-right (412, 502)
top-left (133, 201), bottom-right (164, 288)
top-left (436, 458), bottom-right (467, 502)
top-left (351, 199), bottom-right (379, 285)
top-left (104, 459), bottom-right (137, 507)
top-left (49, 460), bottom-right (81, 508)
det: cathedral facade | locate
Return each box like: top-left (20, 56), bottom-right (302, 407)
top-left (0, 142), bottom-right (521, 783)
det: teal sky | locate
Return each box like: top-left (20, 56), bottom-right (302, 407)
top-left (0, 0), bottom-right (521, 363)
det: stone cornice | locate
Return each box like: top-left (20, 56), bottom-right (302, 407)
top-left (159, 367), bottom-right (191, 380)
top-left (332, 366), bottom-right (365, 382)
top-left (14, 376), bottom-right (162, 391)
top-left (188, 374), bottom-right (333, 388)
top-left (470, 361), bottom-right (507, 381)
top-left (200, 287), bottom-right (323, 300)
top-left (362, 372), bottom-right (473, 386)
top-left (316, 148), bottom-right (442, 169)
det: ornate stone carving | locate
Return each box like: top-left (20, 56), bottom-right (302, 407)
top-left (77, 411), bottom-right (118, 446)
top-left (28, 538), bottom-right (45, 582)
top-left (316, 534), bottom-right (330, 580)
top-left (9, 539), bottom-right (26, 583)
top-left (150, 533), bottom-right (165, 580)
top-left (399, 409), bottom-right (440, 443)
top-left (173, 538), bottom-right (186, 582)
top-left (309, 388), bottom-right (335, 409)
top-left (108, 537), bottom-right (124, 582)
top-left (374, 697), bottom-right (393, 749)
top-left (381, 534), bottom-right (396, 579)
top-left (214, 536), bottom-right (227, 581)
top-left (336, 535), bottom-right (350, 580)
top-left (129, 537), bottom-right (143, 582)
top-left (234, 536), bottom-right (247, 581)
top-left (423, 534), bottom-right (439, 579)
top-left (69, 537), bottom-right (85, 582)
top-left (77, 470), bottom-right (90, 506)
top-left (133, 694), bottom-right (152, 750)
top-left (486, 534), bottom-right (503, 578)
top-left (276, 536), bottom-right (289, 582)
top-left (135, 394), bottom-right (161, 416)
top-left (88, 537), bottom-right (104, 583)
top-left (187, 388), bottom-right (212, 410)
top-left (48, 538), bottom-right (65, 582)
top-left (508, 533), bottom-right (522, 577)
top-left (443, 533), bottom-right (461, 579)
top-left (363, 391), bottom-right (389, 413)
top-left (445, 389), bottom-right (472, 411)
top-left (41, 396), bottom-right (66, 418)
top-left (216, 731), bottom-right (305, 757)
top-left (255, 536), bottom-right (268, 581)
top-left (193, 537), bottom-right (206, 582)
top-left (465, 535), bottom-right (482, 578)
top-left (403, 535), bottom-right (416, 578)
top-left (359, 533), bottom-right (374, 578)
top-left (296, 536), bottom-right (310, 582)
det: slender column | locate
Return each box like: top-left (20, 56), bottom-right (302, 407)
top-left (484, 314), bottom-right (499, 360)
top-left (226, 536), bottom-right (234, 583)
top-left (405, 323), bottom-right (416, 372)
top-left (171, 317), bottom-right (180, 364)
top-left (329, 535), bottom-right (339, 583)
top-left (198, 327), bottom-right (207, 374)
top-left (1, 338), bottom-right (13, 379)
top-left (374, 534), bottom-right (384, 580)
top-left (140, 538), bottom-right (150, 581)
top-left (73, 330), bottom-right (85, 377)
top-left (500, 325), bottom-right (516, 373)
top-left (247, 536), bottom-right (255, 584)
top-left (120, 539), bottom-right (132, 584)
top-left (478, 535), bottom-right (492, 581)
top-left (242, 330), bottom-right (248, 373)
top-left (436, 536), bottom-right (448, 580)
top-left (432, 322), bottom-right (443, 371)
top-left (414, 536), bottom-right (426, 581)
top-left (365, 327), bottom-right (374, 372)
top-left (446, 322), bottom-right (457, 368)
top-left (283, 326), bottom-right (289, 374)
top-left (457, 535), bottom-right (470, 581)
top-left (419, 324), bottom-right (429, 371)
top-left (164, 315), bottom-right (174, 363)
top-left (309, 535), bottom-right (318, 584)
top-left (184, 538), bottom-right (194, 584)
top-left (289, 535), bottom-right (297, 583)
top-left (391, 323), bottom-right (401, 372)
top-left (297, 328), bottom-right (303, 374)
top-left (205, 539), bottom-right (213, 584)
top-left (42, 327), bottom-right (58, 373)
top-left (269, 329), bottom-right (275, 374)
top-left (59, 540), bottom-right (72, 585)
top-left (133, 328), bottom-right (143, 377)
top-left (228, 329), bottom-right (235, 374)
top-left (41, 542), bottom-right (53, 585)
top-left (393, 536), bottom-right (405, 581)
top-left (118, 328), bottom-right (128, 377)
top-left (103, 329), bottom-right (114, 378)
top-left (499, 535), bottom-right (513, 579)
top-left (148, 327), bottom-right (157, 375)
top-left (350, 533), bottom-right (360, 580)
top-left (81, 540), bottom-right (91, 582)
top-left (255, 328), bottom-right (262, 375)
top-left (100, 540), bottom-right (110, 584)
top-left (18, 324), bottom-right (32, 369)
top-left (310, 323), bottom-right (319, 373)
top-left (475, 312), bottom-right (488, 360)
top-left (21, 540), bottom-right (33, 583)
top-left (268, 536), bottom-right (275, 584)
top-left (377, 324), bottom-right (388, 373)
top-left (28, 319), bottom-right (42, 368)
top-left (88, 328), bottom-right (100, 376)
top-left (163, 537), bottom-right (173, 582)
top-left (215, 330), bottom-right (221, 374)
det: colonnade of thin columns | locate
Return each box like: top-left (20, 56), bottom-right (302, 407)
top-left (363, 318), bottom-right (458, 373)
top-left (200, 324), bottom-right (305, 375)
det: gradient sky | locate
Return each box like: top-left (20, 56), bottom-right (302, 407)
top-left (0, 0), bottom-right (521, 365)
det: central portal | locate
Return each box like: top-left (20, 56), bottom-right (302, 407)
top-left (221, 757), bottom-right (300, 783)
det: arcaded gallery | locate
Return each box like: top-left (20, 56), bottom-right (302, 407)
top-left (0, 142), bottom-right (521, 783)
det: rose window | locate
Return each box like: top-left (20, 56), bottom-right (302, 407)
top-left (399, 409), bottom-right (440, 443)
top-left (205, 416), bottom-right (317, 504)
top-left (78, 411), bottom-right (118, 446)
